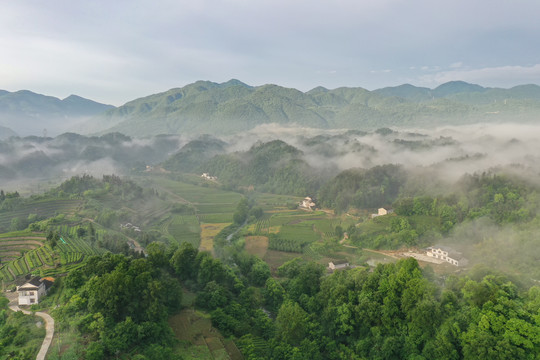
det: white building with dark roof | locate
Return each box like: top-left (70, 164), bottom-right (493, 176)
top-left (16, 276), bottom-right (53, 305)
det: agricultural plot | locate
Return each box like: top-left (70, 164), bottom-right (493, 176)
top-left (0, 229), bottom-right (103, 282)
top-left (279, 223), bottom-right (321, 243)
top-left (151, 177), bottom-right (241, 204)
top-left (169, 309), bottom-right (242, 360)
top-left (266, 219), bottom-right (322, 253)
top-left (0, 232), bottom-right (46, 278)
top-left (199, 213), bottom-right (232, 223)
top-left (150, 178), bottom-right (241, 223)
top-left (166, 215), bottom-right (201, 248)
top-left (0, 198), bottom-right (82, 231)
top-left (200, 223), bottom-right (230, 253)
top-left (244, 236), bottom-right (269, 258)
top-left (131, 198), bottom-right (173, 227)
top-left (250, 192), bottom-right (303, 211)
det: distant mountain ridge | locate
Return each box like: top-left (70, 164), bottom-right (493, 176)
top-left (0, 90), bottom-right (113, 136)
top-left (4, 80), bottom-right (540, 138)
top-left (92, 80), bottom-right (540, 136)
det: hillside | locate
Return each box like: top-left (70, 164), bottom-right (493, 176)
top-left (92, 80), bottom-right (540, 136)
top-left (0, 90), bottom-right (114, 136)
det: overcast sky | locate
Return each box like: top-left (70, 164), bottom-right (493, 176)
top-left (2, 0), bottom-right (540, 105)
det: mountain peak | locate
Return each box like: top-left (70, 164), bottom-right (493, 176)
top-left (432, 81), bottom-right (485, 97)
top-left (221, 79), bottom-right (251, 88)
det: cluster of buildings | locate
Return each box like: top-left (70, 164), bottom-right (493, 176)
top-left (426, 246), bottom-right (468, 267)
top-left (120, 222), bottom-right (142, 232)
top-left (201, 173), bottom-right (218, 181)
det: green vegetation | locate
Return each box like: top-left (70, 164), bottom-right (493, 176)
top-left (0, 296), bottom-right (46, 360)
top-left (95, 80), bottom-right (540, 137)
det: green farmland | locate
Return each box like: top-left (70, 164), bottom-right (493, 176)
top-left (0, 230), bottom-right (105, 282)
top-left (0, 198), bottom-right (82, 232)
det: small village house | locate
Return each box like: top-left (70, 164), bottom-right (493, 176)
top-left (328, 260), bottom-right (350, 271)
top-left (300, 197), bottom-right (316, 211)
top-left (371, 207), bottom-right (394, 218)
top-left (16, 276), bottom-right (54, 305)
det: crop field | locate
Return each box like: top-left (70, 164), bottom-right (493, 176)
top-left (150, 177), bottom-right (241, 224)
top-left (200, 223), bottom-right (230, 253)
top-left (199, 213), bottom-right (232, 223)
top-left (166, 215), bottom-right (201, 248)
top-left (244, 236), bottom-right (269, 258)
top-left (250, 192), bottom-right (303, 211)
top-left (0, 232), bottom-right (47, 280)
top-left (0, 198), bottom-right (82, 231)
top-left (263, 249), bottom-right (301, 272)
top-left (151, 177), bottom-right (241, 204)
top-left (267, 210), bottom-right (327, 227)
top-left (279, 223), bottom-right (321, 242)
top-left (169, 309), bottom-right (242, 360)
top-left (0, 228), bottom-right (103, 282)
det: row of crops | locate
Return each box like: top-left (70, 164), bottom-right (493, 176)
top-left (164, 215), bottom-right (201, 248)
top-left (0, 198), bottom-right (82, 231)
top-left (251, 210), bottom-right (347, 254)
top-left (0, 231), bottom-right (104, 282)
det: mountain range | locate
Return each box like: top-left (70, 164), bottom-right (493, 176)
top-left (0, 90), bottom-right (113, 136)
top-left (2, 80), bottom-right (540, 138)
top-left (89, 80), bottom-right (540, 136)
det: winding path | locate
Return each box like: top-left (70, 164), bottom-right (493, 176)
top-left (4, 292), bottom-right (54, 360)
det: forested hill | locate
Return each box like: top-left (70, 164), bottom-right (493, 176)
top-left (92, 79), bottom-right (540, 136)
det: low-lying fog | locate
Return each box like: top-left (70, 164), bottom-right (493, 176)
top-left (1, 123), bottom-right (540, 193)
top-left (227, 122), bottom-right (540, 183)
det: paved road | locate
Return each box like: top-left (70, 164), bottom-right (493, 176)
top-left (5, 292), bottom-right (54, 360)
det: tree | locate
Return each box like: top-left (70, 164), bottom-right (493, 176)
top-left (170, 242), bottom-right (199, 280)
top-left (264, 278), bottom-right (286, 313)
top-left (249, 261), bottom-right (271, 287)
top-left (276, 300), bottom-right (309, 346)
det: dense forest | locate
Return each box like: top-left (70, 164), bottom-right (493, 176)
top-left (39, 245), bottom-right (540, 359)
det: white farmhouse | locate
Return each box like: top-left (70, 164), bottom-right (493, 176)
top-left (16, 276), bottom-right (53, 305)
top-left (426, 246), bottom-right (468, 267)
top-left (300, 197), bottom-right (316, 210)
top-left (371, 207), bottom-right (394, 218)
top-left (328, 261), bottom-right (350, 271)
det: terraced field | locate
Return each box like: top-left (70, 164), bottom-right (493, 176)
top-left (149, 177), bottom-right (241, 224)
top-left (0, 230), bottom-right (104, 282)
top-left (165, 214), bottom-right (201, 248)
top-left (169, 309), bottom-right (243, 360)
top-left (0, 198), bottom-right (82, 231)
